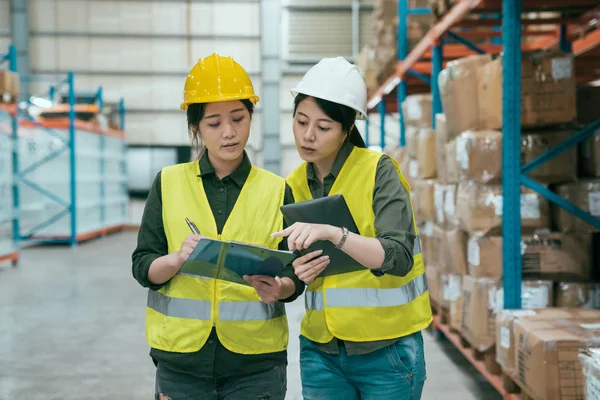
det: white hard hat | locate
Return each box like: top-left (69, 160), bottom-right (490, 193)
top-left (290, 57), bottom-right (368, 120)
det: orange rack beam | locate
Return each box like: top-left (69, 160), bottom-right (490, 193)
top-left (0, 251), bottom-right (19, 266)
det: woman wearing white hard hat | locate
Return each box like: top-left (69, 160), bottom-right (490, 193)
top-left (272, 57), bottom-right (432, 399)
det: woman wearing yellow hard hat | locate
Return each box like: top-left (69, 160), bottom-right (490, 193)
top-left (272, 57), bottom-right (432, 399)
top-left (132, 53), bottom-right (306, 400)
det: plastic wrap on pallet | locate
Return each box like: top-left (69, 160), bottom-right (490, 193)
top-left (580, 348), bottom-right (600, 400)
top-left (555, 283), bottom-right (600, 309)
top-left (513, 315), bottom-right (600, 400)
top-left (556, 179), bottom-right (600, 234)
top-left (461, 277), bottom-right (553, 353)
top-left (496, 308), bottom-right (600, 382)
top-left (0, 111), bottom-right (14, 259)
top-left (456, 182), bottom-right (550, 234)
top-left (468, 232), bottom-right (593, 281)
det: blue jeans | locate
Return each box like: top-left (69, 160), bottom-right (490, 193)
top-left (300, 331), bottom-right (426, 400)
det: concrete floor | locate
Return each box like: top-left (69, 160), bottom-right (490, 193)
top-left (0, 232), bottom-right (500, 400)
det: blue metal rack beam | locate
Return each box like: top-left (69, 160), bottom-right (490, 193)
top-left (502, 0), bottom-right (523, 310)
top-left (445, 31), bottom-right (487, 54)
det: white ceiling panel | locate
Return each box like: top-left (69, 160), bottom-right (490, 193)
top-left (280, 147), bottom-right (304, 178)
top-left (212, 3), bottom-right (260, 36)
top-left (57, 37), bottom-right (90, 71)
top-left (126, 112), bottom-right (187, 146)
top-left (279, 74), bottom-right (303, 110)
top-left (151, 39), bottom-right (188, 72)
top-left (248, 112), bottom-right (263, 150)
top-left (279, 112), bottom-right (296, 147)
top-left (287, 10), bottom-right (352, 58)
top-left (30, 37), bottom-right (57, 70)
top-left (119, 2), bottom-right (153, 34)
top-left (29, 0), bottom-right (56, 31)
top-left (87, 1), bottom-right (121, 33)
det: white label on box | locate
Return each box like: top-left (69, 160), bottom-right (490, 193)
top-left (521, 194), bottom-right (541, 220)
top-left (581, 323), bottom-right (600, 330)
top-left (511, 310), bottom-right (538, 317)
top-left (468, 237), bottom-right (480, 266)
top-left (489, 288), bottom-right (502, 311)
top-left (589, 192), bottom-right (600, 217)
top-left (435, 187), bottom-right (445, 224)
top-left (551, 57), bottom-right (572, 81)
top-left (423, 221), bottom-right (434, 237)
top-left (409, 159), bottom-right (418, 178)
top-left (444, 189), bottom-right (456, 217)
top-left (448, 275), bottom-right (461, 301)
top-left (522, 286), bottom-right (550, 309)
top-left (406, 97), bottom-right (422, 120)
top-left (500, 327), bottom-right (511, 349)
top-left (493, 195), bottom-right (503, 216)
top-left (456, 136), bottom-right (469, 169)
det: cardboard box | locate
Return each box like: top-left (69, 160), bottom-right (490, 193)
top-left (555, 283), bottom-right (600, 309)
top-left (445, 229), bottom-right (468, 275)
top-left (461, 277), bottom-right (553, 352)
top-left (0, 71), bottom-right (18, 96)
top-left (417, 128), bottom-right (437, 178)
top-left (420, 220), bottom-right (435, 267)
top-left (432, 224), bottom-right (446, 271)
top-left (514, 317), bottom-right (600, 400)
top-left (579, 348), bottom-right (600, 400)
top-left (404, 94), bottom-right (433, 129)
top-left (580, 130), bottom-right (600, 178)
top-left (435, 114), bottom-right (449, 183)
top-left (406, 124), bottom-right (420, 159)
top-left (445, 139), bottom-right (459, 184)
top-left (467, 232), bottom-right (592, 281)
top-left (478, 51), bottom-right (577, 130)
top-left (413, 179), bottom-right (436, 222)
top-left (556, 180), bottom-right (600, 234)
top-left (455, 130), bottom-right (577, 184)
top-left (456, 130), bottom-right (503, 184)
top-left (439, 54), bottom-right (492, 138)
top-left (387, 146), bottom-right (412, 185)
top-left (434, 183), bottom-right (457, 228)
top-left (576, 85), bottom-right (600, 124)
top-left (496, 308), bottom-right (600, 379)
top-left (456, 183), bottom-right (550, 234)
top-left (440, 273), bottom-right (450, 309)
top-left (426, 264), bottom-right (441, 306)
top-left (443, 274), bottom-right (462, 330)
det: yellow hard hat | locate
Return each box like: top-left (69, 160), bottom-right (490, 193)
top-left (180, 53), bottom-right (259, 110)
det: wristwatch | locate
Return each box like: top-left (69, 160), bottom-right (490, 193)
top-left (335, 226), bottom-right (349, 249)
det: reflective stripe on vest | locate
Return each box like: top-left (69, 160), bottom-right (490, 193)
top-left (305, 273), bottom-right (428, 311)
top-left (413, 236), bottom-right (421, 255)
top-left (148, 290), bottom-right (285, 321)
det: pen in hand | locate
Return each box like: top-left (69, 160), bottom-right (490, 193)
top-left (185, 217), bottom-right (201, 235)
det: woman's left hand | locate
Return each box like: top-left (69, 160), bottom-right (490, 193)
top-left (271, 223), bottom-right (339, 252)
top-left (243, 275), bottom-right (285, 304)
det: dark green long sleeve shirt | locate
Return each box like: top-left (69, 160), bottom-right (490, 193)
top-left (132, 151), bottom-right (305, 378)
top-left (306, 141), bottom-right (418, 356)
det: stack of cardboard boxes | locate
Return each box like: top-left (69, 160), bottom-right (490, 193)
top-left (0, 70), bottom-right (19, 102)
top-left (388, 49), bottom-right (600, 398)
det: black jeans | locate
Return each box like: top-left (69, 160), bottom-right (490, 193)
top-left (155, 362), bottom-right (287, 400)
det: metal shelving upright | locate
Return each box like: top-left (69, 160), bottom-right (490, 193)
top-left (1, 45), bottom-right (128, 252)
top-left (366, 0), bottom-right (600, 397)
top-left (0, 44), bottom-right (19, 266)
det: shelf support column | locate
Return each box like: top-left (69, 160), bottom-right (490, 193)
top-left (7, 45), bottom-right (20, 247)
top-left (397, 0), bottom-right (408, 147)
top-left (431, 40), bottom-right (443, 129)
top-left (378, 101), bottom-right (386, 150)
top-left (502, 0), bottom-right (522, 310)
top-left (68, 72), bottom-right (77, 246)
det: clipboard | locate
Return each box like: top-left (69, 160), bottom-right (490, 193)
top-left (280, 194), bottom-right (366, 277)
top-left (180, 238), bottom-right (297, 286)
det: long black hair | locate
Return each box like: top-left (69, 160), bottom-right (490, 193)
top-left (186, 99), bottom-right (255, 159)
top-left (293, 94), bottom-right (367, 148)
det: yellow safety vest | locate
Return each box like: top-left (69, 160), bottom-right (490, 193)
top-left (286, 147), bottom-right (432, 343)
top-left (145, 161), bottom-right (289, 355)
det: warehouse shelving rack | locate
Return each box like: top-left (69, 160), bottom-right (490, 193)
top-left (0, 45), bottom-right (19, 266)
top-left (366, 0), bottom-right (600, 398)
top-left (0, 44), bottom-right (128, 255)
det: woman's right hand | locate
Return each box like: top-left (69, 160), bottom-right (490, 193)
top-left (171, 234), bottom-right (202, 270)
top-left (292, 250), bottom-right (330, 285)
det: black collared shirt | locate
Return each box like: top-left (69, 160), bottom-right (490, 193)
top-left (305, 141), bottom-right (417, 355)
top-left (132, 150), bottom-right (304, 378)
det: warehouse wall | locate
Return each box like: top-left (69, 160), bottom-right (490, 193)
top-left (0, 1), bottom-right (9, 51)
top-left (279, 0), bottom-right (374, 176)
top-left (26, 0), bottom-right (263, 189)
